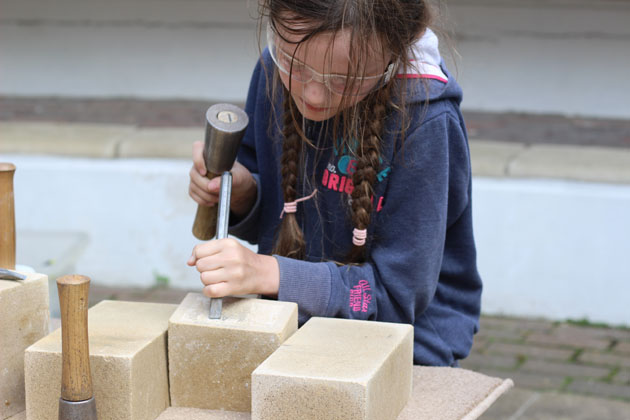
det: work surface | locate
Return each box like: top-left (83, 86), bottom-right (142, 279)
top-left (155, 365), bottom-right (514, 420)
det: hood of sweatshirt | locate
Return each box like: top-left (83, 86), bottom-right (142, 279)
top-left (394, 28), bottom-right (462, 108)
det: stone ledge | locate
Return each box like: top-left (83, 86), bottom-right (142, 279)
top-left (2, 122), bottom-right (630, 185)
top-left (0, 122), bottom-right (201, 160)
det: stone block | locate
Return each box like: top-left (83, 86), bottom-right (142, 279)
top-left (168, 294), bottom-right (297, 412)
top-left (252, 317), bottom-right (413, 420)
top-left (0, 273), bottom-right (49, 419)
top-left (156, 407), bottom-right (250, 420)
top-left (25, 300), bottom-right (176, 420)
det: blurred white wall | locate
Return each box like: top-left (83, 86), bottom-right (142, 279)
top-left (1, 0), bottom-right (629, 118)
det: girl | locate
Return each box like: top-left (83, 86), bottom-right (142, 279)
top-left (188, 0), bottom-right (482, 366)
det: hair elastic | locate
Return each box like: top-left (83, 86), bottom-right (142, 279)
top-left (352, 228), bottom-right (367, 247)
top-left (279, 189), bottom-right (318, 219)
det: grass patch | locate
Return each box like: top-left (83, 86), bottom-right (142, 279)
top-left (603, 367), bottom-right (621, 383)
top-left (153, 271), bottom-right (170, 288)
top-left (566, 317), bottom-right (630, 330)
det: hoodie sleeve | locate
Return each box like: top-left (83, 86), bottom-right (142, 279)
top-left (276, 110), bottom-right (473, 325)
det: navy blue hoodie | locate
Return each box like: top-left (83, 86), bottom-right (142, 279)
top-left (230, 34), bottom-right (482, 366)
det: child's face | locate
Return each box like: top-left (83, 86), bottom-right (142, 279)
top-left (273, 25), bottom-right (391, 122)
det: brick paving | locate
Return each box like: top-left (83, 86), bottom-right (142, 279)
top-left (460, 314), bottom-right (630, 404)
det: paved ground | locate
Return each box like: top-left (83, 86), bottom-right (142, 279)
top-left (2, 96), bottom-right (630, 148)
top-left (80, 284), bottom-right (630, 420)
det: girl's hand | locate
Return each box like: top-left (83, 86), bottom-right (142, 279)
top-left (187, 238), bottom-right (279, 298)
top-left (188, 141), bottom-right (257, 217)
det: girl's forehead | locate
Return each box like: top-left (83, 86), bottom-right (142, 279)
top-left (276, 25), bottom-right (387, 74)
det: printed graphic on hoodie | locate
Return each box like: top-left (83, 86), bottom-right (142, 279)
top-left (320, 140), bottom-right (391, 212)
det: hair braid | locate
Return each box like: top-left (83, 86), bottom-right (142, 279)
top-left (273, 89), bottom-right (307, 259)
top-left (347, 85), bottom-right (390, 263)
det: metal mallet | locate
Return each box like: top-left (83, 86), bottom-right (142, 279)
top-left (191, 103), bottom-right (249, 319)
top-left (57, 274), bottom-right (98, 420)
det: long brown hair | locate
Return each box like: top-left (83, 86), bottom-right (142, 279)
top-left (260, 0), bottom-right (433, 262)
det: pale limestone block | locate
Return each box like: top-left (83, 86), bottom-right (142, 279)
top-left (168, 294), bottom-right (298, 412)
top-left (156, 407), bottom-right (250, 420)
top-left (252, 317), bottom-right (413, 420)
top-left (397, 366), bottom-right (513, 420)
top-left (117, 127), bottom-right (203, 159)
top-left (25, 300), bottom-right (177, 420)
top-left (509, 144), bottom-right (630, 184)
top-left (0, 122), bottom-right (134, 158)
top-left (0, 273), bottom-right (49, 419)
top-left (469, 139), bottom-right (526, 177)
top-left (6, 412), bottom-right (25, 420)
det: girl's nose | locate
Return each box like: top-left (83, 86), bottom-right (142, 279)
top-left (302, 79), bottom-right (328, 106)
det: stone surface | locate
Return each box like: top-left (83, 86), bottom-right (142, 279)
top-left (469, 139), bottom-right (526, 177)
top-left (252, 317), bottom-right (413, 420)
top-left (397, 366), bottom-right (513, 420)
top-left (6, 412), bottom-right (25, 420)
top-left (168, 294), bottom-right (298, 412)
top-left (155, 367), bottom-right (514, 420)
top-left (117, 127), bottom-right (202, 159)
top-left (0, 122), bottom-right (134, 158)
top-left (509, 144), bottom-right (630, 184)
top-left (156, 407), bottom-right (250, 420)
top-left (0, 273), bottom-right (49, 419)
top-left (25, 300), bottom-right (176, 420)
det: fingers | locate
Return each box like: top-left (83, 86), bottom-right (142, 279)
top-left (192, 141), bottom-right (207, 176)
top-left (189, 239), bottom-right (247, 297)
top-left (189, 166), bottom-right (222, 206)
top-left (202, 282), bottom-right (231, 298)
top-left (189, 179), bottom-right (217, 206)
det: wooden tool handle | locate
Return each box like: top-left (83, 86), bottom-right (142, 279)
top-left (0, 163), bottom-right (16, 270)
top-left (58, 275), bottom-right (93, 402)
top-left (192, 171), bottom-right (221, 240)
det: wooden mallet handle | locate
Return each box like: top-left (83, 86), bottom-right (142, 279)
top-left (192, 171), bottom-right (221, 240)
top-left (58, 275), bottom-right (93, 402)
top-left (0, 162), bottom-right (16, 269)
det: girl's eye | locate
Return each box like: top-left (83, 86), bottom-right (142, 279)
top-left (328, 76), bottom-right (348, 92)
